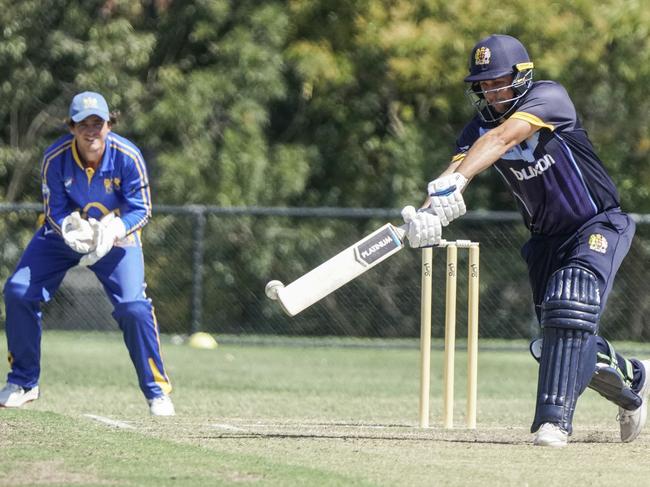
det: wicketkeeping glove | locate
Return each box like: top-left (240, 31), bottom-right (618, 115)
top-left (79, 213), bottom-right (127, 267)
top-left (427, 172), bottom-right (468, 226)
top-left (401, 205), bottom-right (442, 248)
top-left (61, 211), bottom-right (95, 254)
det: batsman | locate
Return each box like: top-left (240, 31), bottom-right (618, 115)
top-left (402, 34), bottom-right (649, 446)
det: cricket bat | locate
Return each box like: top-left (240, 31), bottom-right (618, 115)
top-left (265, 223), bottom-right (408, 316)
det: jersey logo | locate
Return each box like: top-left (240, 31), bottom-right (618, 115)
top-left (475, 46), bottom-right (491, 65)
top-left (102, 178), bottom-right (121, 193)
top-left (509, 154), bottom-right (556, 181)
top-left (64, 178), bottom-right (73, 188)
top-left (588, 234), bottom-right (608, 254)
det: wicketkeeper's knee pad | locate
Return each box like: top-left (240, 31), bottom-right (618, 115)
top-left (532, 267), bottom-right (600, 434)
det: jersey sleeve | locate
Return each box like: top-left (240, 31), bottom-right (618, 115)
top-left (41, 154), bottom-right (74, 234)
top-left (453, 119), bottom-right (482, 163)
top-left (510, 81), bottom-right (578, 132)
top-left (118, 147), bottom-right (152, 234)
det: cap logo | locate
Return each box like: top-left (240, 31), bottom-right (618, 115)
top-left (82, 97), bottom-right (99, 109)
top-left (474, 46), bottom-right (491, 66)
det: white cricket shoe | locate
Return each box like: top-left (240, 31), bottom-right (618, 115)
top-left (148, 395), bottom-right (175, 416)
top-left (533, 422), bottom-right (568, 447)
top-left (619, 359), bottom-right (650, 443)
top-left (0, 383), bottom-right (40, 408)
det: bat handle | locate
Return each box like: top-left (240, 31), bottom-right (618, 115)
top-left (394, 223), bottom-right (408, 241)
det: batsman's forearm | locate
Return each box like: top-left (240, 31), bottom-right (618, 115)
top-left (439, 159), bottom-right (463, 177)
top-left (455, 131), bottom-right (510, 180)
top-left (456, 117), bottom-right (539, 180)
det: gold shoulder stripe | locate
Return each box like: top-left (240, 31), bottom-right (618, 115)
top-left (71, 141), bottom-right (86, 171)
top-left (42, 141), bottom-right (74, 233)
top-left (511, 112), bottom-right (555, 131)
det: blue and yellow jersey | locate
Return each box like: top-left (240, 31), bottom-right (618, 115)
top-left (455, 81), bottom-right (620, 236)
top-left (40, 132), bottom-right (152, 236)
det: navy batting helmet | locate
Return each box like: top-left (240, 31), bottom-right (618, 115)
top-left (464, 34), bottom-right (534, 124)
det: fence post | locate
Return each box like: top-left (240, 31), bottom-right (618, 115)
top-left (190, 206), bottom-right (206, 334)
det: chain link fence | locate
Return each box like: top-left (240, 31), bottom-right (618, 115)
top-left (1, 203), bottom-right (649, 343)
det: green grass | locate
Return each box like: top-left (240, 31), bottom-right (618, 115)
top-left (2, 331), bottom-right (650, 486)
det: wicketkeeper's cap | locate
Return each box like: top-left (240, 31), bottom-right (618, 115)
top-left (69, 91), bottom-right (110, 122)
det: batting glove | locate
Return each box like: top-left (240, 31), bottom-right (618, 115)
top-left (61, 211), bottom-right (95, 254)
top-left (401, 205), bottom-right (442, 248)
top-left (427, 173), bottom-right (468, 226)
top-left (79, 213), bottom-right (127, 267)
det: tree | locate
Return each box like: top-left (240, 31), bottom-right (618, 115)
top-left (0, 0), bottom-right (154, 203)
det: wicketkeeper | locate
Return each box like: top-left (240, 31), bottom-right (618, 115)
top-left (0, 91), bottom-right (175, 416)
top-left (401, 34), bottom-right (648, 446)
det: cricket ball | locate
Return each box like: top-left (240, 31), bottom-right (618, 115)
top-left (265, 280), bottom-right (284, 300)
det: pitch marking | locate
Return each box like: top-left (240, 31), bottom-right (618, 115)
top-left (84, 414), bottom-right (135, 429)
top-left (211, 423), bottom-right (248, 432)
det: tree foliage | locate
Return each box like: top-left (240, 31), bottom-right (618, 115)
top-left (2, 0), bottom-right (650, 211)
top-left (0, 0), bottom-right (154, 201)
top-left (3, 0), bottom-right (650, 337)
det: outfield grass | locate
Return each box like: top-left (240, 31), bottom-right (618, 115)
top-left (2, 331), bottom-right (650, 486)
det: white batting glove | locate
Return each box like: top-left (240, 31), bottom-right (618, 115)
top-left (79, 213), bottom-right (127, 267)
top-left (427, 173), bottom-right (468, 226)
top-left (401, 205), bottom-right (442, 248)
top-left (61, 211), bottom-right (95, 254)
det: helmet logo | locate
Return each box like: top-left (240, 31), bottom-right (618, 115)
top-left (474, 46), bottom-right (491, 66)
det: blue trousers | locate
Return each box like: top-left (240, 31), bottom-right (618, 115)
top-left (522, 208), bottom-right (635, 321)
top-left (523, 208), bottom-right (643, 428)
top-left (3, 226), bottom-right (172, 400)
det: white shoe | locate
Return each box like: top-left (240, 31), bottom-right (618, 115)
top-left (619, 359), bottom-right (650, 443)
top-left (533, 422), bottom-right (568, 447)
top-left (148, 395), bottom-right (175, 416)
top-left (0, 383), bottom-right (39, 408)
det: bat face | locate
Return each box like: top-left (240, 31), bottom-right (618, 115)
top-left (271, 223), bottom-right (406, 316)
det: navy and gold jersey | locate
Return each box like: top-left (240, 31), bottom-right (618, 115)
top-left (455, 81), bottom-right (620, 235)
top-left (40, 132), bottom-right (152, 236)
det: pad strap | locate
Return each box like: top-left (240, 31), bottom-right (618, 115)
top-left (591, 364), bottom-right (642, 410)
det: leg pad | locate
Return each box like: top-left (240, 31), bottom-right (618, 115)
top-left (532, 267), bottom-right (600, 434)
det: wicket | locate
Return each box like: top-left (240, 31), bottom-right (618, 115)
top-left (419, 240), bottom-right (479, 429)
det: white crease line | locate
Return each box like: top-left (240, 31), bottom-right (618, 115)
top-left (84, 414), bottom-right (135, 429)
top-left (242, 424), bottom-right (391, 429)
top-left (211, 423), bottom-right (248, 432)
top-left (230, 423), bottom-right (533, 431)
